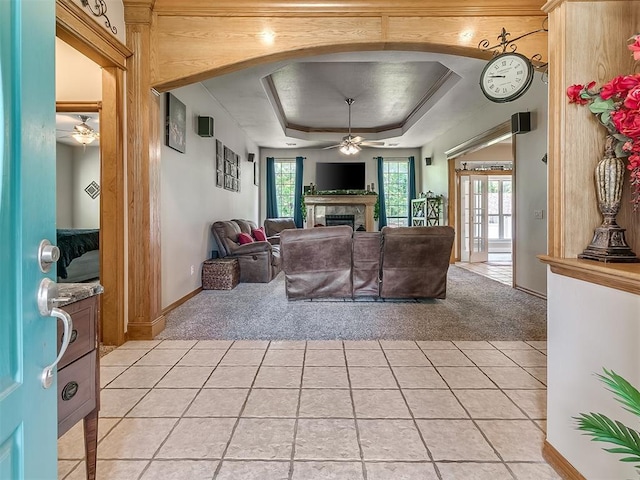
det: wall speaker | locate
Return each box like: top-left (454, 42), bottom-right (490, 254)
top-left (248, 153), bottom-right (255, 162)
top-left (425, 157), bottom-right (432, 166)
top-left (511, 112), bottom-right (531, 134)
top-left (197, 116), bottom-right (214, 137)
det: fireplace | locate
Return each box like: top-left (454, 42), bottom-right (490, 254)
top-left (326, 214), bottom-right (355, 229)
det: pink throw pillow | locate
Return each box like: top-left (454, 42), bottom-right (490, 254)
top-left (252, 227), bottom-right (267, 242)
top-left (237, 232), bottom-right (254, 244)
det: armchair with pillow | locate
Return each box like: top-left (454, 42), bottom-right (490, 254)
top-left (211, 219), bottom-right (281, 283)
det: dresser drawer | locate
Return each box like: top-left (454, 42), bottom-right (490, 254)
top-left (57, 351), bottom-right (97, 437)
top-left (58, 296), bottom-right (97, 369)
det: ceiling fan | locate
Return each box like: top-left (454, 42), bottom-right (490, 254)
top-left (323, 98), bottom-right (384, 155)
top-left (57, 115), bottom-right (100, 146)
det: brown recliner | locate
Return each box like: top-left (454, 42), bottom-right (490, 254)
top-left (211, 219), bottom-right (281, 283)
top-left (279, 225), bottom-right (455, 299)
top-left (280, 226), bottom-right (353, 299)
top-left (263, 217), bottom-right (296, 245)
top-left (379, 226), bottom-right (455, 299)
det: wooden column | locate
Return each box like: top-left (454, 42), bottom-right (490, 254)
top-left (125, 2), bottom-right (165, 339)
top-left (100, 67), bottom-right (127, 345)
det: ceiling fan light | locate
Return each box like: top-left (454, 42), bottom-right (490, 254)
top-left (340, 143), bottom-right (360, 155)
top-left (72, 132), bottom-right (97, 145)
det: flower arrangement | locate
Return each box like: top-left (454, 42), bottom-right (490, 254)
top-left (566, 34), bottom-right (640, 209)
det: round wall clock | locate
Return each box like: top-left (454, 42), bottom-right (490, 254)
top-left (479, 52), bottom-right (535, 103)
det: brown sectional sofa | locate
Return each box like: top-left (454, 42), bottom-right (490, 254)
top-left (280, 225), bottom-right (454, 300)
top-left (211, 219), bottom-right (281, 283)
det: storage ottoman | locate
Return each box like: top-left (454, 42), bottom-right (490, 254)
top-left (202, 258), bottom-right (240, 290)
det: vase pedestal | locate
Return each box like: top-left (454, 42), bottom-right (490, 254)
top-left (579, 224), bottom-right (639, 263)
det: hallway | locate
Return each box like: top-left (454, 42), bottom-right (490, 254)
top-left (59, 339), bottom-right (558, 479)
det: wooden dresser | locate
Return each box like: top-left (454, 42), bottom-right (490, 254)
top-left (58, 284), bottom-right (102, 480)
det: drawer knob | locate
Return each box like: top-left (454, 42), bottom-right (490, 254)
top-left (61, 381), bottom-right (79, 401)
top-left (62, 329), bottom-right (78, 344)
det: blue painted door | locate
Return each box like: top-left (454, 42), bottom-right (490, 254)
top-left (0, 1), bottom-right (57, 479)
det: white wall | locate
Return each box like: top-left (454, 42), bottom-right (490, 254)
top-left (161, 84), bottom-right (259, 308)
top-left (69, 0), bottom-right (126, 45)
top-left (72, 147), bottom-right (101, 228)
top-left (56, 144), bottom-right (100, 228)
top-left (258, 147), bottom-right (421, 225)
top-left (547, 271), bottom-right (640, 479)
top-left (420, 73), bottom-right (548, 295)
top-left (55, 38), bottom-right (102, 102)
top-left (56, 143), bottom-right (74, 228)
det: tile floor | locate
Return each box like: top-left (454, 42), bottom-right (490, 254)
top-left (456, 262), bottom-right (512, 286)
top-left (58, 339), bottom-right (558, 480)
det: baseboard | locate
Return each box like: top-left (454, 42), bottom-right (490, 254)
top-left (127, 314), bottom-right (166, 340)
top-left (515, 284), bottom-right (547, 300)
top-left (543, 440), bottom-right (586, 480)
top-left (162, 287), bottom-right (203, 316)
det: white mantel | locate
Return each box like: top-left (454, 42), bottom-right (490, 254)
top-left (304, 194), bottom-right (378, 232)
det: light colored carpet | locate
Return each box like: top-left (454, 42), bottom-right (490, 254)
top-left (157, 266), bottom-right (546, 341)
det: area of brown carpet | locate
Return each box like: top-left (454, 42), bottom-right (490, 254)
top-left (157, 266), bottom-right (546, 341)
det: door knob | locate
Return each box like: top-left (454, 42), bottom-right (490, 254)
top-left (37, 277), bottom-right (73, 389)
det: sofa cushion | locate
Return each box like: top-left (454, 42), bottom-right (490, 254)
top-left (379, 226), bottom-right (454, 299)
top-left (238, 232), bottom-right (254, 244)
top-left (232, 219), bottom-right (258, 235)
top-left (280, 226), bottom-right (353, 300)
top-left (252, 227), bottom-right (267, 242)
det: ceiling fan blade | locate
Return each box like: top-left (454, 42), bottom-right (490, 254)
top-left (322, 144), bottom-right (342, 150)
top-left (350, 136), bottom-right (364, 143)
top-left (360, 141), bottom-right (385, 146)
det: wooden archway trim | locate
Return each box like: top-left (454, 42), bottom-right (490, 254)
top-left (56, 0), bottom-right (131, 346)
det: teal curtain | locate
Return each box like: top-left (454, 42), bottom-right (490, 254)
top-left (293, 156), bottom-right (304, 227)
top-left (266, 157), bottom-right (279, 218)
top-left (408, 156), bottom-right (416, 226)
top-left (376, 156), bottom-right (387, 229)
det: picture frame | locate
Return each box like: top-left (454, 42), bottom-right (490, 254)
top-left (165, 93), bottom-right (186, 153)
top-left (254, 162), bottom-right (259, 186)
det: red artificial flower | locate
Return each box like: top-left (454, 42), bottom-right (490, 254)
top-left (625, 85), bottom-right (640, 109)
top-left (600, 74), bottom-right (640, 100)
top-left (629, 34), bottom-right (640, 61)
top-left (567, 84), bottom-right (588, 104)
top-left (612, 109), bottom-right (640, 139)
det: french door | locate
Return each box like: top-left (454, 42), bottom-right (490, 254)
top-left (460, 174), bottom-right (489, 263)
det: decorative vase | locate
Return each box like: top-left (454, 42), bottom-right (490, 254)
top-left (579, 135), bottom-right (639, 263)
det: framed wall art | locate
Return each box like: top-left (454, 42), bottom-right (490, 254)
top-left (166, 93), bottom-right (186, 153)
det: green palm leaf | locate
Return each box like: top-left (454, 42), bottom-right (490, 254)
top-left (575, 412), bottom-right (640, 465)
top-left (597, 369), bottom-right (640, 418)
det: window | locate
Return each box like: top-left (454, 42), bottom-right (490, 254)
top-left (488, 177), bottom-right (512, 240)
top-left (274, 160), bottom-right (297, 218)
top-left (382, 159), bottom-right (409, 227)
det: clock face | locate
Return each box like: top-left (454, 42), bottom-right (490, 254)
top-left (480, 53), bottom-right (534, 103)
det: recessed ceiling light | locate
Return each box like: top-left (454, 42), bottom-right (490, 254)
top-left (286, 142), bottom-right (297, 146)
top-left (388, 143), bottom-right (399, 147)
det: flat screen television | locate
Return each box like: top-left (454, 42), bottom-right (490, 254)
top-left (315, 162), bottom-right (366, 191)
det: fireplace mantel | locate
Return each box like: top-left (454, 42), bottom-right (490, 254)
top-left (304, 194), bottom-right (377, 232)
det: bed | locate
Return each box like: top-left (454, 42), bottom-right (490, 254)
top-left (56, 229), bottom-right (100, 283)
